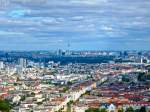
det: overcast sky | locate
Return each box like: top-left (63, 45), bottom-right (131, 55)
top-left (0, 0), bottom-right (150, 51)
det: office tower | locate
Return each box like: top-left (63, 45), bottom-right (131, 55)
top-left (0, 61), bottom-right (4, 69)
top-left (19, 58), bottom-right (27, 68)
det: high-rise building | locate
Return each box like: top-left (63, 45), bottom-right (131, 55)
top-left (19, 58), bottom-right (27, 68)
top-left (57, 49), bottom-right (63, 56)
top-left (0, 61), bottom-right (4, 69)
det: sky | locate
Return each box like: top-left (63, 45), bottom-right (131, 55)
top-left (0, 0), bottom-right (150, 51)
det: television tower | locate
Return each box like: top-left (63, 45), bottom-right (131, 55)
top-left (67, 42), bottom-right (71, 55)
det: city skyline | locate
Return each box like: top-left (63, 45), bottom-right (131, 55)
top-left (0, 0), bottom-right (150, 50)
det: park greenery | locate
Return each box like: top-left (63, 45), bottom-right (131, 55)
top-left (0, 99), bottom-right (11, 112)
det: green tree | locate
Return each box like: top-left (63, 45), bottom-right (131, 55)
top-left (37, 102), bottom-right (42, 105)
top-left (99, 108), bottom-right (107, 112)
top-left (0, 100), bottom-right (11, 112)
top-left (85, 108), bottom-right (107, 112)
top-left (20, 95), bottom-right (26, 101)
top-left (118, 108), bottom-right (124, 112)
top-left (31, 92), bottom-right (35, 96)
top-left (62, 87), bottom-right (69, 93)
top-left (139, 106), bottom-right (146, 112)
top-left (67, 81), bottom-right (73, 85)
top-left (67, 101), bottom-right (72, 112)
top-left (126, 106), bottom-right (134, 112)
top-left (135, 109), bottom-right (140, 112)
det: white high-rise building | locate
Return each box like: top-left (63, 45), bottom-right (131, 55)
top-left (19, 58), bottom-right (27, 68)
top-left (0, 61), bottom-right (4, 69)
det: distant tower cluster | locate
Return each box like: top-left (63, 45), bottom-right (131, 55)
top-left (57, 42), bottom-right (71, 56)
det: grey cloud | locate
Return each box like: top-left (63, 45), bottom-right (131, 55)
top-left (0, 0), bottom-right (150, 50)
